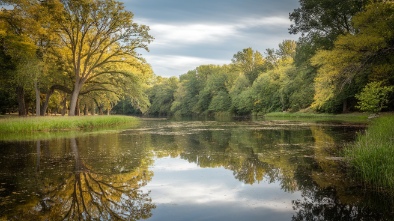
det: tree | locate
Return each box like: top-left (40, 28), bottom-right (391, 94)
top-left (289, 0), bottom-right (365, 50)
top-left (146, 76), bottom-right (178, 116)
top-left (277, 40), bottom-right (297, 64)
top-left (311, 1), bottom-right (394, 112)
top-left (171, 70), bottom-right (201, 116)
top-left (0, 0), bottom-right (65, 116)
top-left (51, 0), bottom-right (153, 116)
top-left (355, 82), bottom-right (393, 113)
top-left (231, 48), bottom-right (265, 83)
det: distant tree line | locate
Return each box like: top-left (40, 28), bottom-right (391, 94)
top-left (142, 0), bottom-right (394, 117)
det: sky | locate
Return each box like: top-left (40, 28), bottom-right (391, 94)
top-left (122, 0), bottom-right (301, 78)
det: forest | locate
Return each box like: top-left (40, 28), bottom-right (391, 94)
top-left (1, 0), bottom-right (393, 117)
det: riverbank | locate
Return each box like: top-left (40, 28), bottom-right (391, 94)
top-left (264, 112), bottom-right (369, 122)
top-left (0, 115), bottom-right (139, 133)
top-left (345, 114), bottom-right (394, 189)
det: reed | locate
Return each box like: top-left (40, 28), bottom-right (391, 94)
top-left (344, 115), bottom-right (394, 189)
top-left (0, 115), bottom-right (139, 133)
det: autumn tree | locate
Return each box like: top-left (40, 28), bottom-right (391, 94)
top-left (0, 0), bottom-right (65, 116)
top-left (311, 1), bottom-right (394, 112)
top-left (51, 0), bottom-right (153, 116)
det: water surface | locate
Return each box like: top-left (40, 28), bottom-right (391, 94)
top-left (0, 119), bottom-right (393, 220)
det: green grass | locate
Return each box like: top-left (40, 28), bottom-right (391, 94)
top-left (344, 114), bottom-right (394, 189)
top-left (263, 112), bottom-right (369, 123)
top-left (0, 115), bottom-right (139, 134)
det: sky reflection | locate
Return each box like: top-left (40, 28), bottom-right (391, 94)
top-left (142, 157), bottom-right (301, 221)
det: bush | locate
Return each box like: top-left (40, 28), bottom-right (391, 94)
top-left (355, 81), bottom-right (393, 113)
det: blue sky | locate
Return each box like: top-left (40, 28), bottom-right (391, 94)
top-left (122, 0), bottom-right (301, 77)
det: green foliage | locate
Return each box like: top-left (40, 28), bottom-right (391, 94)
top-left (310, 1), bottom-right (394, 113)
top-left (289, 0), bottom-right (365, 50)
top-left (287, 66), bottom-right (315, 111)
top-left (147, 77), bottom-right (178, 116)
top-left (355, 82), bottom-right (394, 113)
top-left (231, 48), bottom-right (265, 83)
top-left (171, 70), bottom-right (201, 116)
top-left (231, 88), bottom-right (253, 115)
top-left (208, 91), bottom-right (231, 112)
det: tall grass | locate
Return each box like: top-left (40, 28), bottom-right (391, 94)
top-left (0, 115), bottom-right (139, 133)
top-left (344, 115), bottom-right (394, 189)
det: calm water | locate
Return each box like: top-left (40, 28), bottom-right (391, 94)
top-left (0, 119), bottom-right (393, 220)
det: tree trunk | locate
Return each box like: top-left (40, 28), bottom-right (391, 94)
top-left (75, 98), bottom-right (80, 116)
top-left (41, 85), bottom-right (72, 116)
top-left (16, 86), bottom-right (26, 116)
top-left (41, 88), bottom-right (54, 116)
top-left (69, 83), bottom-right (82, 116)
top-left (98, 106), bottom-right (103, 115)
top-left (35, 81), bottom-right (40, 116)
top-left (90, 103), bottom-right (95, 116)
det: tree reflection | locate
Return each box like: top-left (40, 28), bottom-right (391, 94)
top-left (145, 121), bottom-right (392, 219)
top-left (291, 186), bottom-right (394, 220)
top-left (3, 121), bottom-right (391, 220)
top-left (13, 137), bottom-right (155, 221)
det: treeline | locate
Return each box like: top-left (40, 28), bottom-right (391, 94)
top-left (1, 0), bottom-right (393, 117)
top-left (146, 42), bottom-right (306, 116)
top-left (143, 0), bottom-right (394, 117)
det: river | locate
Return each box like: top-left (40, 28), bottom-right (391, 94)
top-left (0, 118), bottom-right (393, 220)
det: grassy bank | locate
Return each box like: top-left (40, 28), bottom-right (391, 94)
top-left (344, 115), bottom-right (394, 189)
top-left (0, 115), bottom-right (139, 133)
top-left (264, 112), bottom-right (369, 122)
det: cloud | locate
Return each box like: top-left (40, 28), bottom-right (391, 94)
top-left (149, 23), bottom-right (237, 46)
top-left (129, 0), bottom-right (301, 77)
top-left (137, 15), bottom-right (297, 77)
top-left (142, 16), bottom-right (293, 48)
top-left (238, 16), bottom-right (293, 28)
top-left (143, 54), bottom-right (230, 77)
top-left (142, 157), bottom-right (300, 213)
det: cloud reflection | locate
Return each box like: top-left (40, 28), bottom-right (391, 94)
top-left (144, 157), bottom-right (300, 218)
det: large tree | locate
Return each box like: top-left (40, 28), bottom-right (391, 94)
top-left (311, 1), bottom-right (394, 111)
top-left (289, 0), bottom-right (365, 50)
top-left (52, 0), bottom-right (153, 115)
top-left (231, 48), bottom-right (265, 83)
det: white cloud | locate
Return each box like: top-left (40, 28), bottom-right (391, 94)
top-left (149, 23), bottom-right (237, 46)
top-left (143, 54), bottom-right (230, 77)
top-left (136, 15), bottom-right (297, 76)
top-left (143, 16), bottom-right (292, 48)
top-left (237, 16), bottom-right (293, 28)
